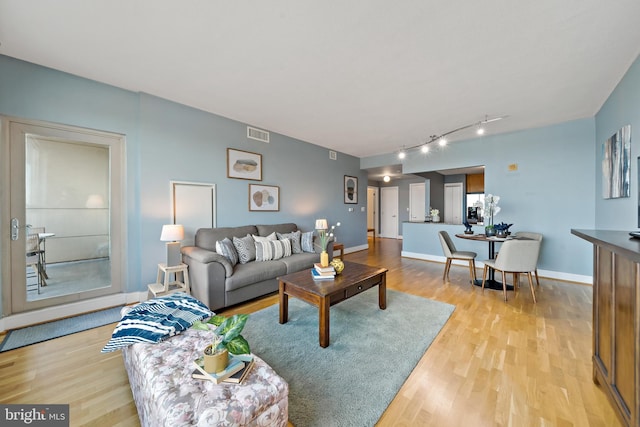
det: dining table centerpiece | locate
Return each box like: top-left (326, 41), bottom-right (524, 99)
top-left (483, 194), bottom-right (501, 236)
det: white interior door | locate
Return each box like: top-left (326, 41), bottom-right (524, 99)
top-left (444, 183), bottom-right (464, 224)
top-left (380, 186), bottom-right (399, 238)
top-left (409, 182), bottom-right (426, 222)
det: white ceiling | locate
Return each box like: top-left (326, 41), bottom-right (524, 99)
top-left (1, 1), bottom-right (639, 161)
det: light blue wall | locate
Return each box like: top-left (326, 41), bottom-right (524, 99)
top-left (595, 54), bottom-right (640, 229)
top-left (0, 55), bottom-right (366, 316)
top-left (363, 118), bottom-right (597, 276)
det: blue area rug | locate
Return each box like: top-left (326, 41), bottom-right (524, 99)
top-left (0, 306), bottom-right (123, 352)
top-left (244, 289), bottom-right (455, 427)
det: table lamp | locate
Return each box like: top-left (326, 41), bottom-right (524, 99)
top-left (160, 224), bottom-right (184, 267)
top-left (315, 219), bottom-right (328, 230)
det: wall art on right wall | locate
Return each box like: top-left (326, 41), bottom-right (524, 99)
top-left (602, 124), bottom-right (631, 199)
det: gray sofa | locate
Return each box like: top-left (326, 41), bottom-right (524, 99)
top-left (181, 223), bottom-right (332, 311)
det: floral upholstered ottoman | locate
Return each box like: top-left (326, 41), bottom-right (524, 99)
top-left (121, 326), bottom-right (288, 427)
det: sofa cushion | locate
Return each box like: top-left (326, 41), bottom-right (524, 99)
top-left (301, 231), bottom-right (315, 253)
top-left (225, 261), bottom-right (288, 291)
top-left (279, 252), bottom-right (319, 273)
top-left (256, 223), bottom-right (297, 237)
top-left (215, 237), bottom-right (238, 266)
top-left (255, 239), bottom-right (292, 262)
top-left (277, 230), bottom-right (302, 254)
top-left (196, 225), bottom-right (258, 252)
top-left (233, 234), bottom-right (256, 264)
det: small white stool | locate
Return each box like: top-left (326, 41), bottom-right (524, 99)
top-left (148, 263), bottom-right (190, 298)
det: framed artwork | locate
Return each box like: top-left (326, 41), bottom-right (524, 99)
top-left (227, 148), bottom-right (262, 181)
top-left (170, 181), bottom-right (216, 246)
top-left (344, 175), bottom-right (358, 204)
top-left (249, 184), bottom-right (280, 211)
top-left (602, 124), bottom-right (631, 199)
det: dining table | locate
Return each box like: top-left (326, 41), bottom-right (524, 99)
top-left (455, 233), bottom-right (520, 291)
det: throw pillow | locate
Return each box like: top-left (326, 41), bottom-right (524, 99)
top-left (233, 234), bottom-right (256, 264)
top-left (301, 231), bottom-right (315, 253)
top-left (101, 292), bottom-right (212, 353)
top-left (255, 239), bottom-right (292, 262)
top-left (252, 232), bottom-right (277, 243)
top-left (215, 237), bottom-right (238, 267)
top-left (277, 230), bottom-right (302, 254)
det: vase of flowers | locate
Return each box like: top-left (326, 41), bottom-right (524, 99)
top-left (484, 194), bottom-right (501, 236)
top-left (430, 208), bottom-right (440, 223)
top-left (315, 219), bottom-right (340, 267)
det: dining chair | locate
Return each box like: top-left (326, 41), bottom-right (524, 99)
top-left (514, 231), bottom-right (543, 286)
top-left (482, 239), bottom-right (541, 303)
top-left (438, 231), bottom-right (477, 284)
top-left (26, 232), bottom-right (44, 293)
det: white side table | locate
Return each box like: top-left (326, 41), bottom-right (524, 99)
top-left (148, 263), bottom-right (190, 298)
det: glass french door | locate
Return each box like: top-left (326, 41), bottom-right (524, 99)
top-left (5, 117), bottom-right (125, 314)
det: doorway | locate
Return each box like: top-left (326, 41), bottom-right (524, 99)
top-left (3, 117), bottom-right (125, 315)
top-left (367, 186), bottom-right (378, 235)
top-left (444, 182), bottom-right (463, 224)
top-left (409, 182), bottom-right (426, 222)
top-left (380, 186), bottom-right (399, 239)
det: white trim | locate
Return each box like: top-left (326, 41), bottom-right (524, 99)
top-left (0, 291), bottom-right (145, 333)
top-left (401, 251), bottom-right (592, 285)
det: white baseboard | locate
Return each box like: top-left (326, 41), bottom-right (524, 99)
top-left (401, 251), bottom-right (592, 285)
top-left (0, 291), bottom-right (146, 333)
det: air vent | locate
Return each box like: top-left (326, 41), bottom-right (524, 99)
top-left (329, 150), bottom-right (337, 160)
top-left (247, 126), bottom-right (270, 143)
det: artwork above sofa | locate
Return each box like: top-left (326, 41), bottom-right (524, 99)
top-left (181, 223), bottom-right (332, 311)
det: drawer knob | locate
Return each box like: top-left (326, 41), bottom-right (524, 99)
top-left (358, 285), bottom-right (363, 290)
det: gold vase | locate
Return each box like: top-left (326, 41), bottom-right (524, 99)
top-left (203, 346), bottom-right (228, 373)
top-left (320, 250), bottom-right (329, 267)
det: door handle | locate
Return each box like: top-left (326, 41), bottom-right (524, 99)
top-left (11, 218), bottom-right (31, 241)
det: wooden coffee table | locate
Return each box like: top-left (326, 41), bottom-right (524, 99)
top-left (278, 261), bottom-right (388, 347)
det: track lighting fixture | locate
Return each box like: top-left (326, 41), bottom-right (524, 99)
top-left (397, 115), bottom-right (506, 159)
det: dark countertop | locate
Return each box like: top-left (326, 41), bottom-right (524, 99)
top-left (571, 229), bottom-right (640, 262)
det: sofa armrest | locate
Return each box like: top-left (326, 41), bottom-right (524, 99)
top-left (181, 246), bottom-right (231, 311)
top-left (181, 246), bottom-right (233, 277)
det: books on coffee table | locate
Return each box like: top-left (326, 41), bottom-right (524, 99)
top-left (314, 263), bottom-right (335, 273)
top-left (311, 268), bottom-right (335, 280)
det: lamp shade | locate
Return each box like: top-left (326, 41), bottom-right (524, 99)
top-left (315, 219), bottom-right (328, 230)
top-left (160, 224), bottom-right (184, 242)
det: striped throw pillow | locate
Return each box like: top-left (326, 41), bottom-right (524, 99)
top-left (215, 237), bottom-right (238, 266)
top-left (255, 239), bottom-right (292, 262)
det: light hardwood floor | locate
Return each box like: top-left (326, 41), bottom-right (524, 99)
top-left (0, 238), bottom-right (622, 426)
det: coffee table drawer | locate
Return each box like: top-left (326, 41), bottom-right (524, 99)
top-left (344, 275), bottom-right (381, 298)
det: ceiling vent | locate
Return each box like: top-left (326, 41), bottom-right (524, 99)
top-left (247, 126), bottom-right (270, 143)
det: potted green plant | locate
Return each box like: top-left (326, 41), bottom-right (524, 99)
top-left (192, 314), bottom-right (250, 373)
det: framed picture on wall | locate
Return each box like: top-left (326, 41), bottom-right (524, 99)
top-left (227, 148), bottom-right (262, 181)
top-left (602, 124), bottom-right (631, 199)
top-left (344, 175), bottom-right (358, 204)
top-left (249, 184), bottom-right (280, 211)
top-left (170, 181), bottom-right (216, 246)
